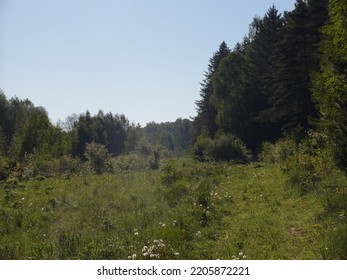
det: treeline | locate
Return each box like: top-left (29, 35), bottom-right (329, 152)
top-left (0, 91), bottom-right (195, 178)
top-left (193, 0), bottom-right (346, 169)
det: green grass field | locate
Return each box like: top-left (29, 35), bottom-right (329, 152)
top-left (0, 159), bottom-right (346, 259)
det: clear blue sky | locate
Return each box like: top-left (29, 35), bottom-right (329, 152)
top-left (0, 0), bottom-right (295, 127)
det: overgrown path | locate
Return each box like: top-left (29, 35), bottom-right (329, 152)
top-left (0, 160), bottom-right (345, 259)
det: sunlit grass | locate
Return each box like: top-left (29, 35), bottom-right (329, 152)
top-left (0, 160), bottom-right (345, 259)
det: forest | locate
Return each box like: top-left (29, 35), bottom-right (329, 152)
top-left (0, 0), bottom-right (346, 259)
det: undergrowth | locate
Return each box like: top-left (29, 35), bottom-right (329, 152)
top-left (0, 155), bottom-right (345, 259)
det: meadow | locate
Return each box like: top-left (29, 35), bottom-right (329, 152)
top-left (0, 158), bottom-right (346, 260)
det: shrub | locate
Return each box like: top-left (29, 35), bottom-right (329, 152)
top-left (193, 132), bottom-right (249, 163)
top-left (148, 148), bottom-right (161, 170)
top-left (0, 156), bottom-right (14, 181)
top-left (274, 131), bottom-right (338, 195)
top-left (192, 132), bottom-right (213, 162)
top-left (56, 155), bottom-right (83, 176)
top-left (161, 160), bottom-right (181, 186)
top-left (211, 133), bottom-right (250, 163)
top-left (84, 142), bottom-right (111, 174)
top-left (261, 136), bottom-right (297, 164)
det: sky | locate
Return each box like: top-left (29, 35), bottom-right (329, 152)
top-left (0, 0), bottom-right (295, 127)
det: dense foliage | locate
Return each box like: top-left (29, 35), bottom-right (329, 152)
top-left (194, 0), bottom-right (344, 163)
top-left (0, 90), bottom-right (195, 177)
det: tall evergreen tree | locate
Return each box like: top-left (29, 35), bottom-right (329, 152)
top-left (245, 6), bottom-right (285, 144)
top-left (194, 41), bottom-right (230, 138)
top-left (268, 0), bottom-right (328, 135)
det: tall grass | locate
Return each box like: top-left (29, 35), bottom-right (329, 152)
top-left (0, 157), bottom-right (345, 259)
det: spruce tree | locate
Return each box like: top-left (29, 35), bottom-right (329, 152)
top-left (268, 0), bottom-right (328, 135)
top-left (194, 41), bottom-right (230, 138)
top-left (245, 5), bottom-right (285, 144)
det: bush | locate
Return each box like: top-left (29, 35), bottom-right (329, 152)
top-left (148, 148), bottom-right (161, 170)
top-left (211, 133), bottom-right (250, 163)
top-left (261, 136), bottom-right (297, 164)
top-left (161, 160), bottom-right (181, 186)
top-left (272, 131), bottom-right (338, 195)
top-left (0, 157), bottom-right (14, 181)
top-left (192, 132), bottom-right (213, 162)
top-left (193, 132), bottom-right (250, 163)
top-left (84, 142), bottom-right (111, 174)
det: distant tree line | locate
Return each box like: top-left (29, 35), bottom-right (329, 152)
top-left (0, 91), bottom-right (194, 167)
top-left (193, 0), bottom-right (346, 169)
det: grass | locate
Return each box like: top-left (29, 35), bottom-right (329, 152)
top-left (0, 159), bottom-right (345, 259)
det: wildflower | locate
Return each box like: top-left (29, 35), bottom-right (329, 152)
top-left (128, 254), bottom-right (136, 260)
top-left (174, 252), bottom-right (180, 256)
top-left (239, 252), bottom-right (244, 257)
top-left (142, 246), bottom-right (148, 252)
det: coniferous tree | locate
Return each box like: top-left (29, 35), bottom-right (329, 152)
top-left (245, 6), bottom-right (285, 145)
top-left (268, 0), bottom-right (328, 135)
top-left (194, 41), bottom-right (230, 138)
